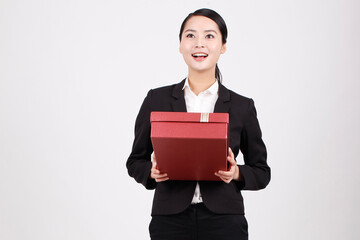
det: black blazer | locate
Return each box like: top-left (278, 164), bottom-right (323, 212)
top-left (127, 79), bottom-right (270, 215)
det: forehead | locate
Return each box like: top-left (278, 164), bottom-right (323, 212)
top-left (183, 15), bottom-right (220, 32)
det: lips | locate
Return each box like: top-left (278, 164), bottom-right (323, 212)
top-left (192, 52), bottom-right (208, 61)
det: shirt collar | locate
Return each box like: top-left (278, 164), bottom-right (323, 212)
top-left (182, 78), bottom-right (219, 95)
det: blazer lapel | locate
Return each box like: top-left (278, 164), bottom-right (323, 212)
top-left (171, 79), bottom-right (231, 113)
top-left (214, 82), bottom-right (231, 113)
top-left (171, 79), bottom-right (187, 112)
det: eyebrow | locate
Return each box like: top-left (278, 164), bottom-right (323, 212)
top-left (184, 29), bottom-right (218, 34)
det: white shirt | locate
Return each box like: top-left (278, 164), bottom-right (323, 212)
top-left (182, 78), bottom-right (219, 204)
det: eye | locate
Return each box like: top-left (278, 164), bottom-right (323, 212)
top-left (186, 33), bottom-right (195, 38)
top-left (206, 34), bottom-right (215, 39)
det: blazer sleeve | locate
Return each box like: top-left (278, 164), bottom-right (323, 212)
top-left (126, 90), bottom-right (157, 190)
top-left (237, 99), bottom-right (271, 190)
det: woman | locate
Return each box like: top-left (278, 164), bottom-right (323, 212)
top-left (127, 8), bottom-right (270, 240)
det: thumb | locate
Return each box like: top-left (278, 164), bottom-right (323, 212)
top-left (152, 154), bottom-right (157, 168)
top-left (227, 155), bottom-right (236, 166)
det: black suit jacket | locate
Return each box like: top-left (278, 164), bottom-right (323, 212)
top-left (127, 80), bottom-right (270, 215)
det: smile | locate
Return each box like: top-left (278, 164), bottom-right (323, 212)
top-left (192, 53), bottom-right (208, 61)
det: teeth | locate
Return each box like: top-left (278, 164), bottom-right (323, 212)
top-left (192, 53), bottom-right (208, 57)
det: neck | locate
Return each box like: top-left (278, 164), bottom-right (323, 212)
top-left (187, 69), bottom-right (216, 95)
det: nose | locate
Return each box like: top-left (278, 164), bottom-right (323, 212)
top-left (195, 37), bottom-right (205, 48)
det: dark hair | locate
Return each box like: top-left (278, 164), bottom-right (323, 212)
top-left (179, 8), bottom-right (228, 83)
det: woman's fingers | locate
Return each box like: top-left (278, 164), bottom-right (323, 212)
top-left (151, 154), bottom-right (169, 181)
top-left (151, 169), bottom-right (167, 178)
top-left (151, 172), bottom-right (169, 181)
top-left (155, 176), bottom-right (169, 182)
top-left (217, 168), bottom-right (235, 177)
top-left (215, 148), bottom-right (238, 183)
top-left (151, 168), bottom-right (168, 178)
top-left (152, 169), bottom-right (169, 182)
top-left (215, 169), bottom-right (233, 183)
top-left (215, 172), bottom-right (232, 183)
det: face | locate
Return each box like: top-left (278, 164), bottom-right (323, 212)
top-left (179, 16), bottom-right (226, 75)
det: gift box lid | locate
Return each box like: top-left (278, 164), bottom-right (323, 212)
top-left (150, 111), bottom-right (229, 123)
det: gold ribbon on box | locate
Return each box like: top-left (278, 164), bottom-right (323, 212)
top-left (200, 113), bottom-right (209, 122)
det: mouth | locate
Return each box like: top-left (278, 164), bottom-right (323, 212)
top-left (192, 53), bottom-right (208, 61)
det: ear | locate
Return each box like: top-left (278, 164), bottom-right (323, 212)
top-left (221, 43), bottom-right (227, 54)
top-left (179, 45), bottom-right (183, 54)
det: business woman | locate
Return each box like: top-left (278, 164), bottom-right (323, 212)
top-left (126, 8), bottom-right (270, 240)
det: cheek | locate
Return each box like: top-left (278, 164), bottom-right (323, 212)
top-left (181, 38), bottom-right (195, 49)
top-left (211, 46), bottom-right (224, 56)
top-left (180, 43), bottom-right (191, 54)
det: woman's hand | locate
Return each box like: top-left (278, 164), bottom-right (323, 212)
top-left (215, 148), bottom-right (242, 183)
top-left (150, 154), bottom-right (169, 182)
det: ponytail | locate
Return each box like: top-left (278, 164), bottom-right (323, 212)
top-left (215, 64), bottom-right (222, 83)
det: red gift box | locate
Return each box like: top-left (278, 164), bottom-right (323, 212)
top-left (150, 111), bottom-right (229, 181)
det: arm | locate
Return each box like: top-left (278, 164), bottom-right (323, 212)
top-left (216, 99), bottom-right (270, 189)
top-left (126, 90), bottom-right (158, 189)
top-left (237, 98), bottom-right (270, 190)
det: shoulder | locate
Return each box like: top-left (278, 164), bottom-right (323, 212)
top-left (140, 80), bottom-right (185, 111)
top-left (150, 83), bottom-right (177, 95)
top-left (230, 89), bottom-right (251, 102)
top-left (220, 83), bottom-right (254, 108)
top-left (147, 79), bottom-right (185, 100)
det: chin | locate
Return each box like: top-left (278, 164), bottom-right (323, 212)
top-left (190, 64), bottom-right (215, 72)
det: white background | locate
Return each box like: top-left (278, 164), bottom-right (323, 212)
top-left (1, 0), bottom-right (359, 239)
